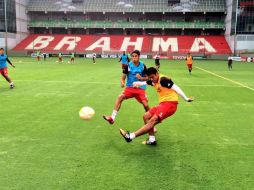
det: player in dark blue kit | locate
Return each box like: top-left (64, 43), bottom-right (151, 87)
top-left (0, 48), bottom-right (15, 89)
top-left (119, 51), bottom-right (130, 70)
top-left (103, 50), bottom-right (149, 124)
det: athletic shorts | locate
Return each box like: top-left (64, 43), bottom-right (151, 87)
top-left (149, 101), bottom-right (178, 122)
top-left (37, 56), bottom-right (40, 61)
top-left (59, 57), bottom-right (62, 61)
top-left (187, 64), bottom-right (192, 69)
top-left (71, 58), bottom-right (74, 61)
top-left (122, 64), bottom-right (127, 69)
top-left (122, 87), bottom-right (148, 103)
top-left (0, 67), bottom-right (8, 75)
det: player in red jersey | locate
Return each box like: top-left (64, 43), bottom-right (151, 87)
top-left (120, 67), bottom-right (194, 145)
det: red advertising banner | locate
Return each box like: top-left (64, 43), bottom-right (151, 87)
top-left (13, 34), bottom-right (231, 54)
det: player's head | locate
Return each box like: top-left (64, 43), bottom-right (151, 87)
top-left (131, 50), bottom-right (140, 63)
top-left (147, 67), bottom-right (159, 83)
top-left (0, 48), bottom-right (4, 55)
top-left (123, 51), bottom-right (125, 55)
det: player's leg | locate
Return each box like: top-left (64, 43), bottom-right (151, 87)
top-left (136, 89), bottom-right (150, 111)
top-left (188, 64), bottom-right (192, 74)
top-left (120, 102), bottom-right (178, 144)
top-left (1, 70), bottom-right (14, 89)
top-left (103, 93), bottom-right (127, 124)
top-left (141, 100), bottom-right (149, 112)
top-left (120, 114), bottom-right (160, 143)
top-left (155, 63), bottom-right (160, 71)
top-left (143, 111), bottom-right (157, 145)
top-left (143, 111), bottom-right (152, 124)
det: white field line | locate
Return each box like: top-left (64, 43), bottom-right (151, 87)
top-left (14, 79), bottom-right (243, 88)
top-left (195, 66), bottom-right (254, 91)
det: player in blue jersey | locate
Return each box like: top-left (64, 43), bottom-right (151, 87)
top-left (103, 50), bottom-right (149, 124)
top-left (0, 48), bottom-right (15, 89)
top-left (119, 51), bottom-right (130, 69)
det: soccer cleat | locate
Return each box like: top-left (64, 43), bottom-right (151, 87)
top-left (142, 139), bottom-right (157, 146)
top-left (102, 115), bottom-right (114, 124)
top-left (119, 129), bottom-right (132, 143)
top-left (10, 84), bottom-right (15, 89)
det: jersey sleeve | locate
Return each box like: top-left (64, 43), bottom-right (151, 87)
top-left (160, 77), bottom-right (174, 88)
top-left (6, 57), bottom-right (12, 64)
top-left (142, 65), bottom-right (147, 75)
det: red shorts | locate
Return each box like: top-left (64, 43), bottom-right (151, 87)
top-left (122, 64), bottom-right (127, 69)
top-left (122, 87), bottom-right (148, 103)
top-left (0, 67), bottom-right (8, 75)
top-left (187, 64), bottom-right (192, 69)
top-left (149, 101), bottom-right (178, 122)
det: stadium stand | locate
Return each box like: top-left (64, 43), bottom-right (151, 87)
top-left (12, 0), bottom-right (231, 56)
top-left (27, 0), bottom-right (226, 12)
top-left (28, 20), bottom-right (224, 29)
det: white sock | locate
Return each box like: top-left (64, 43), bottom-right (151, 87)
top-left (149, 135), bottom-right (156, 142)
top-left (111, 110), bottom-right (118, 120)
top-left (10, 82), bottom-right (14, 85)
top-left (130, 133), bottom-right (136, 140)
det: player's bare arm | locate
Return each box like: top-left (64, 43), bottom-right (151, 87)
top-left (121, 73), bottom-right (127, 88)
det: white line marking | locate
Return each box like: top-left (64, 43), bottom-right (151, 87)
top-left (195, 66), bottom-right (254, 91)
top-left (14, 80), bottom-right (243, 88)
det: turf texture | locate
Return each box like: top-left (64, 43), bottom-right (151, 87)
top-left (0, 57), bottom-right (254, 189)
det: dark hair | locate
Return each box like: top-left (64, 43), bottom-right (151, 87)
top-left (0, 48), bottom-right (4, 50)
top-left (131, 50), bottom-right (140, 56)
top-left (146, 67), bottom-right (158, 75)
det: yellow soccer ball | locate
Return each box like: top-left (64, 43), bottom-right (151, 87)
top-left (79, 106), bottom-right (95, 120)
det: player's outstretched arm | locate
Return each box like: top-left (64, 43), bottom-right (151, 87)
top-left (160, 77), bottom-right (193, 102)
top-left (133, 81), bottom-right (147, 88)
top-left (171, 84), bottom-right (194, 102)
top-left (136, 74), bottom-right (148, 81)
top-left (7, 57), bottom-right (15, 68)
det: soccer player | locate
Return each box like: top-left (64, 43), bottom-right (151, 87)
top-left (36, 50), bottom-right (41, 63)
top-left (155, 54), bottom-right (160, 70)
top-left (0, 48), bottom-right (15, 89)
top-left (43, 52), bottom-right (47, 61)
top-left (228, 56), bottom-right (233, 70)
top-left (70, 52), bottom-right (75, 64)
top-left (186, 52), bottom-right (193, 74)
top-left (58, 52), bottom-right (63, 63)
top-left (119, 67), bottom-right (194, 145)
top-left (93, 53), bottom-right (96, 64)
top-left (103, 50), bottom-right (149, 124)
top-left (119, 51), bottom-right (130, 69)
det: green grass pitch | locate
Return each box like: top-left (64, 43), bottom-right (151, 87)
top-left (0, 57), bottom-right (254, 189)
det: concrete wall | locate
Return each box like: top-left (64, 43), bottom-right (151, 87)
top-left (236, 35), bottom-right (254, 52)
top-left (225, 0), bottom-right (234, 53)
top-left (0, 0), bottom-right (29, 51)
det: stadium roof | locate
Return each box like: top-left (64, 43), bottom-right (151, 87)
top-left (27, 0), bottom-right (226, 13)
